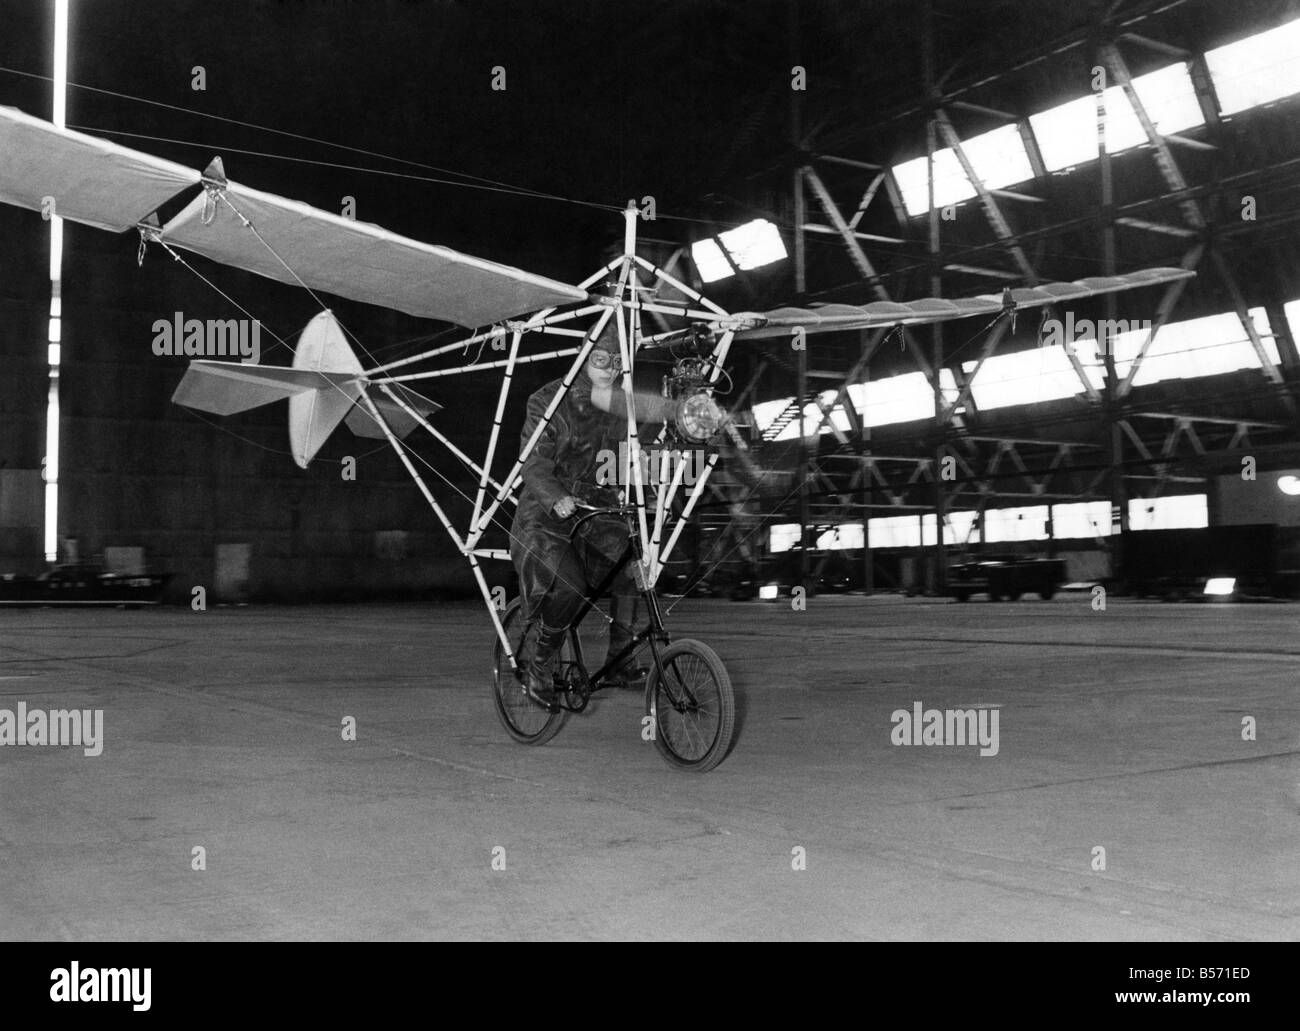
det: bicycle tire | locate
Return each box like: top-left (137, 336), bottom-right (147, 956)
top-left (492, 599), bottom-right (569, 745)
top-left (646, 638), bottom-right (735, 773)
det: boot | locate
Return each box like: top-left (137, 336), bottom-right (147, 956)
top-left (604, 593), bottom-right (648, 688)
top-left (522, 620), bottom-right (566, 712)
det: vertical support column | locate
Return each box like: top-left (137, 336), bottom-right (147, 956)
top-left (860, 462), bottom-right (873, 594)
top-left (790, 0), bottom-right (806, 297)
top-left (797, 340), bottom-right (810, 592)
top-left (1097, 42), bottom-right (1129, 586)
top-left (860, 330), bottom-right (873, 594)
top-left (44, 0), bottom-right (70, 563)
top-left (789, 0), bottom-right (809, 592)
top-left (925, 0), bottom-right (946, 597)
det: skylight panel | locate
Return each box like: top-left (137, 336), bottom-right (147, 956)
top-left (892, 124), bottom-right (1034, 216)
top-left (1029, 63), bottom-right (1202, 171)
top-left (1052, 500), bottom-right (1112, 539)
top-left (963, 341), bottom-right (1103, 410)
top-left (1128, 494), bottom-right (1208, 530)
top-left (1206, 17), bottom-right (1300, 115)
top-left (1110, 308), bottom-right (1278, 387)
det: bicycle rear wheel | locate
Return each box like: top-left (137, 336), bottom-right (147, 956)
top-left (492, 599), bottom-right (569, 745)
top-left (646, 639), bottom-right (735, 772)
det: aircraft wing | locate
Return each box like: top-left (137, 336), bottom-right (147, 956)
top-left (157, 173), bottom-right (588, 327)
top-left (0, 107), bottom-right (588, 326)
top-left (0, 106), bottom-right (199, 232)
top-left (724, 267), bottom-right (1195, 340)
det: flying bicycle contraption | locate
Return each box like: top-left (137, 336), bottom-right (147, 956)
top-left (0, 104), bottom-right (1197, 771)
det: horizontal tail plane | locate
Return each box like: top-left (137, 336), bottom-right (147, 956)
top-left (172, 312), bottom-right (439, 468)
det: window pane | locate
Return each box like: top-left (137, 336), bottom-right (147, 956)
top-left (892, 123), bottom-right (1034, 216)
top-left (868, 514), bottom-right (925, 549)
top-left (984, 505), bottom-right (1050, 543)
top-left (1029, 63), bottom-right (1202, 171)
top-left (943, 509), bottom-right (980, 545)
top-left (965, 340), bottom-right (1103, 410)
top-left (1052, 500), bottom-right (1112, 539)
top-left (1111, 307), bottom-right (1277, 387)
top-left (817, 524), bottom-right (864, 550)
top-left (718, 219), bottom-right (787, 271)
top-left (847, 371), bottom-right (936, 428)
top-left (690, 238), bottom-right (732, 283)
top-left (769, 523), bottom-right (801, 553)
top-left (1207, 17), bottom-right (1300, 115)
top-left (1128, 494), bottom-right (1208, 530)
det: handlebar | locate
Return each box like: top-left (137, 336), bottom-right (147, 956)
top-left (567, 501), bottom-right (637, 536)
top-left (572, 501), bottom-right (634, 515)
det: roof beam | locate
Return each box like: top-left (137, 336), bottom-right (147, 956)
top-left (1102, 42), bottom-right (1206, 230)
top-left (1119, 32), bottom-right (1190, 59)
top-left (848, 172), bottom-right (887, 230)
top-left (942, 263), bottom-right (1020, 279)
top-left (1209, 248), bottom-right (1288, 390)
top-left (800, 223), bottom-right (903, 244)
top-left (1114, 216), bottom-right (1198, 237)
top-left (932, 107), bottom-right (1036, 281)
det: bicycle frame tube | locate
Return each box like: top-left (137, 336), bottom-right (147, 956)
top-left (565, 510), bottom-right (670, 691)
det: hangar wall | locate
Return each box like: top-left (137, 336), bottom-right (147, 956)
top-left (1, 206), bottom-right (523, 604)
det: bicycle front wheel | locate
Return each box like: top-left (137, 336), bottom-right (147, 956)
top-left (492, 599), bottom-right (569, 745)
top-left (646, 639), bottom-right (735, 772)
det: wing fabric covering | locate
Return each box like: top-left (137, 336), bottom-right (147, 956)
top-left (0, 107), bottom-right (586, 327)
top-left (158, 181), bottom-right (589, 326)
top-left (0, 106), bottom-right (199, 232)
top-left (345, 384), bottom-right (441, 441)
top-left (731, 267), bottom-right (1196, 339)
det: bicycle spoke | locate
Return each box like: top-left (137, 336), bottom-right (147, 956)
top-left (666, 655), bottom-right (702, 709)
top-left (656, 651), bottom-right (721, 759)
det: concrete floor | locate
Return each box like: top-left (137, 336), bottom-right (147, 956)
top-left (1, 595), bottom-right (1296, 941)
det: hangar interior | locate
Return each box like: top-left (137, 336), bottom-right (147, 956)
top-left (2, 0), bottom-right (1299, 943)
top-left (4, 2), bottom-right (1300, 607)
top-left (683, 1), bottom-right (1300, 605)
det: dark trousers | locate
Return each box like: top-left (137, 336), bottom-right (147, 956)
top-left (519, 542), bottom-right (640, 669)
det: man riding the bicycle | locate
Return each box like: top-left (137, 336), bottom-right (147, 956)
top-left (509, 321), bottom-right (669, 710)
